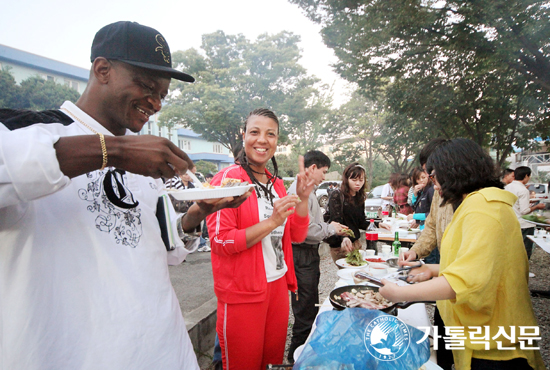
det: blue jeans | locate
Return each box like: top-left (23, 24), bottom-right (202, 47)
top-left (213, 334), bottom-right (222, 363)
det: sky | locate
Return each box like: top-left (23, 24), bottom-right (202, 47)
top-left (1, 0), bottom-right (352, 106)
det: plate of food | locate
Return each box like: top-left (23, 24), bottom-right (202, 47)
top-left (335, 249), bottom-right (368, 269)
top-left (168, 179), bottom-right (256, 201)
top-left (522, 214), bottom-right (550, 227)
top-left (407, 228), bottom-right (421, 234)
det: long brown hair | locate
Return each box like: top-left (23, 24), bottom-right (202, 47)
top-left (340, 162), bottom-right (367, 204)
top-left (235, 108), bottom-right (280, 204)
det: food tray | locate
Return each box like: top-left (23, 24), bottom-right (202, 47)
top-left (168, 184), bottom-right (255, 201)
top-left (522, 219), bottom-right (550, 227)
top-left (522, 215), bottom-right (550, 227)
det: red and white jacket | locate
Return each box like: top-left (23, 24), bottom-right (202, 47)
top-left (206, 165), bottom-right (309, 304)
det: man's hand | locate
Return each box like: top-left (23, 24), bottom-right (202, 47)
top-left (109, 135), bottom-right (193, 179)
top-left (533, 203), bottom-right (546, 211)
top-left (330, 222), bottom-right (350, 236)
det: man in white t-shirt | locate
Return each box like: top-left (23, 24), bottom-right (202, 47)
top-left (0, 21), bottom-right (249, 370)
top-left (381, 173), bottom-right (398, 209)
top-left (505, 166), bottom-right (545, 259)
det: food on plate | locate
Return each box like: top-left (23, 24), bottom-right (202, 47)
top-left (365, 257), bottom-right (385, 263)
top-left (202, 182), bottom-right (215, 189)
top-left (522, 214), bottom-right (550, 224)
top-left (221, 178), bottom-right (242, 187)
top-left (345, 250), bottom-right (367, 266)
top-left (339, 289), bottom-right (393, 309)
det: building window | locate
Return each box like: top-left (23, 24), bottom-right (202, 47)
top-left (46, 75), bottom-right (55, 81)
top-left (276, 147), bottom-right (287, 153)
top-left (147, 122), bottom-right (152, 135)
top-left (64, 79), bottom-right (79, 91)
top-left (179, 139), bottom-right (191, 151)
top-left (213, 144), bottom-right (222, 153)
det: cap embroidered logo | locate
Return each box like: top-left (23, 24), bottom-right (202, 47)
top-left (155, 34), bottom-right (170, 64)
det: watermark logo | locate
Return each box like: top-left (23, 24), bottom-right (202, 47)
top-left (364, 315), bottom-right (410, 361)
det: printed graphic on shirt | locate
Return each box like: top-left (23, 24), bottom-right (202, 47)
top-left (257, 191), bottom-right (287, 281)
top-left (78, 170), bottom-right (143, 248)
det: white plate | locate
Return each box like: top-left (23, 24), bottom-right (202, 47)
top-left (408, 228), bottom-right (421, 234)
top-left (335, 258), bottom-right (368, 269)
top-left (167, 184), bottom-right (255, 201)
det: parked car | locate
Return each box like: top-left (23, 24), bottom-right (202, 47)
top-left (364, 185), bottom-right (385, 218)
top-left (315, 181), bottom-right (342, 208)
top-left (527, 183), bottom-right (550, 209)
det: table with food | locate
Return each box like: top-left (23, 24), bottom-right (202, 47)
top-left (293, 249), bottom-right (442, 369)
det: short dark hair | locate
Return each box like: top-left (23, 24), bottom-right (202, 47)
top-left (514, 166), bottom-right (531, 181)
top-left (426, 138), bottom-right (503, 209)
top-left (304, 150), bottom-right (331, 170)
top-left (418, 138), bottom-right (447, 167)
top-left (502, 168), bottom-right (514, 177)
top-left (205, 173), bottom-right (214, 179)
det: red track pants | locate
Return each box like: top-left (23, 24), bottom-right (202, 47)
top-left (217, 277), bottom-right (289, 370)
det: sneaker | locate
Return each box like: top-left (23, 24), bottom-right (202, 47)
top-left (529, 272), bottom-right (535, 278)
top-left (197, 245), bottom-right (211, 252)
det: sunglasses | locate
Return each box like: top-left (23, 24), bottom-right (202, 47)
top-left (428, 171), bottom-right (436, 180)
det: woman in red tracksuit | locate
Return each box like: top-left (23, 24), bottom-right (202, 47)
top-left (206, 108), bottom-right (313, 370)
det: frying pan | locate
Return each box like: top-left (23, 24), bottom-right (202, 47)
top-left (328, 284), bottom-right (435, 316)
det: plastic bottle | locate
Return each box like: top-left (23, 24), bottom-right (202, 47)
top-left (366, 219), bottom-right (378, 251)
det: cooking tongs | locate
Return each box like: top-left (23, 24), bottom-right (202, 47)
top-left (354, 271), bottom-right (385, 287)
top-left (396, 262), bottom-right (423, 272)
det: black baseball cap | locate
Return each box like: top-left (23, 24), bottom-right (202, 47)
top-left (91, 21), bottom-right (194, 83)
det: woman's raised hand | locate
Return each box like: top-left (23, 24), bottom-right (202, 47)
top-left (269, 194), bottom-right (301, 227)
top-left (295, 156), bottom-right (315, 201)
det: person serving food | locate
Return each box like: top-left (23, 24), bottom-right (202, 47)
top-left (379, 139), bottom-right (544, 370)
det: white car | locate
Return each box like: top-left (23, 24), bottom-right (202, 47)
top-left (364, 185), bottom-right (385, 218)
top-left (315, 181), bottom-right (342, 208)
top-left (527, 183), bottom-right (550, 209)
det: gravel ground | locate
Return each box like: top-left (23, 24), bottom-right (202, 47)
top-left (283, 242), bottom-right (550, 369)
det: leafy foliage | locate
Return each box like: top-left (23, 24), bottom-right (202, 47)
top-left (194, 160), bottom-right (218, 176)
top-left (159, 31), bottom-right (333, 155)
top-left (290, 0), bottom-right (550, 166)
top-left (0, 69), bottom-right (80, 110)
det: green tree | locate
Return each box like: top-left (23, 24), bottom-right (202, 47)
top-left (194, 160), bottom-right (217, 176)
top-left (159, 31), bottom-right (332, 155)
top-left (0, 68), bottom-right (20, 108)
top-left (0, 70), bottom-right (80, 110)
top-left (290, 0), bottom-right (550, 162)
top-left (18, 76), bottom-right (80, 110)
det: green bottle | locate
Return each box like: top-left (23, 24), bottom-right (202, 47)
top-left (392, 232), bottom-right (401, 257)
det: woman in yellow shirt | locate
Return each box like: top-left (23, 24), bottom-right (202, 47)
top-left (380, 138), bottom-right (544, 370)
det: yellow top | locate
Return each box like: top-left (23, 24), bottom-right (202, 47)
top-left (438, 187), bottom-right (545, 370)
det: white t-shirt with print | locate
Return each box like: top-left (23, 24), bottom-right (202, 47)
top-left (257, 191), bottom-right (288, 282)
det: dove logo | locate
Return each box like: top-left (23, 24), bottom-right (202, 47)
top-left (364, 315), bottom-right (411, 361)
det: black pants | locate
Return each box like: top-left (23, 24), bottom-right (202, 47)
top-left (522, 227), bottom-right (535, 259)
top-left (471, 357), bottom-right (532, 370)
top-left (288, 244), bottom-right (320, 362)
top-left (435, 306), bottom-right (455, 370)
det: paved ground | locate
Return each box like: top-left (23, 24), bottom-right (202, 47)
top-left (169, 250), bottom-right (214, 315)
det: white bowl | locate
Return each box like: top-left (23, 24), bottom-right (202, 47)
top-left (369, 263), bottom-right (388, 276)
